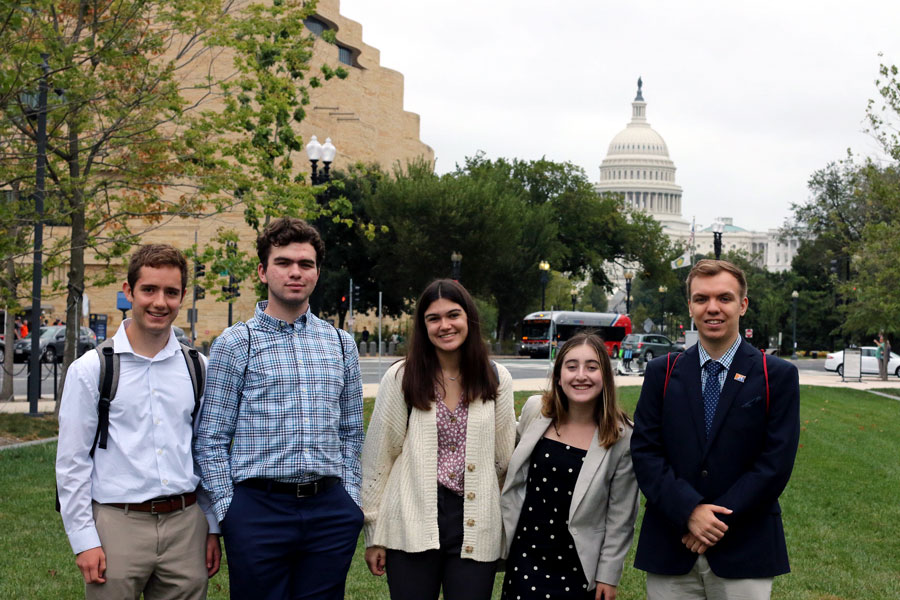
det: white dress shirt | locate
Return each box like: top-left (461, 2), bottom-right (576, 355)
top-left (56, 321), bottom-right (219, 554)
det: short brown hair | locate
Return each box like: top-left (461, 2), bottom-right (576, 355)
top-left (686, 259), bottom-right (747, 300)
top-left (127, 244), bottom-right (188, 291)
top-left (541, 332), bottom-right (630, 448)
top-left (257, 217), bottom-right (325, 270)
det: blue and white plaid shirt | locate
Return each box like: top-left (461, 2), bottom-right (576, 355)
top-left (194, 302), bottom-right (363, 521)
top-left (698, 334), bottom-right (743, 394)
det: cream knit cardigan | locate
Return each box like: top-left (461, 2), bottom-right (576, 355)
top-left (361, 360), bottom-right (516, 562)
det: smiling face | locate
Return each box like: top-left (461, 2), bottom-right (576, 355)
top-left (558, 342), bottom-right (604, 408)
top-left (258, 242), bottom-right (320, 316)
top-left (424, 298), bottom-right (469, 357)
top-left (688, 270), bottom-right (749, 351)
top-left (124, 265), bottom-right (185, 340)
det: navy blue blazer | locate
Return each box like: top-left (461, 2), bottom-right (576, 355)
top-left (630, 339), bottom-right (800, 578)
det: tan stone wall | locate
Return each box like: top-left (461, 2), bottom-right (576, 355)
top-left (36, 0), bottom-right (432, 344)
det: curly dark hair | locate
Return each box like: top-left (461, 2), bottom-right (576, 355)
top-left (257, 217), bottom-right (325, 270)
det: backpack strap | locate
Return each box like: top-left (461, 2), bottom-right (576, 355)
top-left (663, 352), bottom-right (682, 398)
top-left (91, 339), bottom-right (119, 458)
top-left (333, 324), bottom-right (345, 365)
top-left (180, 344), bottom-right (205, 425)
top-left (761, 348), bottom-right (770, 414)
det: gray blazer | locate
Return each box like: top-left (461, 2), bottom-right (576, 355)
top-left (500, 395), bottom-right (639, 588)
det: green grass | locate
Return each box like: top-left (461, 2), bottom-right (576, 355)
top-left (2, 387), bottom-right (899, 598)
top-left (871, 387), bottom-right (900, 398)
top-left (0, 414), bottom-right (58, 441)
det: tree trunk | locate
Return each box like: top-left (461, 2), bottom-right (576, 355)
top-left (1, 304), bottom-right (15, 402)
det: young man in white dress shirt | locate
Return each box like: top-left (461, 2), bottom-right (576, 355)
top-left (56, 244), bottom-right (221, 599)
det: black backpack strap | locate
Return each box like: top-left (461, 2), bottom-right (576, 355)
top-left (91, 339), bottom-right (119, 457)
top-left (180, 344), bottom-right (205, 425)
top-left (332, 324), bottom-right (345, 365)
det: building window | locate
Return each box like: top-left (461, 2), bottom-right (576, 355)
top-left (338, 45), bottom-right (352, 65)
top-left (304, 17), bottom-right (327, 36)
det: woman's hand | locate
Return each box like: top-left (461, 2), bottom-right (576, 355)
top-left (364, 546), bottom-right (387, 576)
top-left (595, 582), bottom-right (617, 600)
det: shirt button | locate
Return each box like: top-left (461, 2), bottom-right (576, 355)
top-left (154, 419), bottom-right (161, 425)
top-left (157, 449), bottom-right (163, 455)
top-left (571, 528), bottom-right (578, 535)
top-left (467, 464), bottom-right (475, 472)
top-left (466, 519), bottom-right (475, 527)
top-left (701, 470), bottom-right (709, 477)
top-left (466, 492), bottom-right (475, 500)
top-left (162, 479), bottom-right (168, 485)
top-left (464, 546), bottom-right (473, 554)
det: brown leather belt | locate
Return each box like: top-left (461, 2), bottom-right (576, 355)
top-left (106, 492), bottom-right (197, 514)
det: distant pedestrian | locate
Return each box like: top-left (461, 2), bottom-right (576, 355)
top-left (361, 326), bottom-right (370, 343)
top-left (14, 316), bottom-right (23, 340)
top-left (21, 319), bottom-right (29, 338)
top-left (362, 278), bottom-right (516, 600)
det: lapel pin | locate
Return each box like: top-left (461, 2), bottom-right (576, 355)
top-left (734, 373), bottom-right (746, 383)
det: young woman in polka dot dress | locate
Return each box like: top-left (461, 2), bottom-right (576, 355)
top-left (361, 279), bottom-right (517, 600)
top-left (500, 333), bottom-right (640, 600)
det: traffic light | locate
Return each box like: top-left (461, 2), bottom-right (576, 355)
top-left (222, 284), bottom-right (240, 299)
top-left (194, 262), bottom-right (206, 278)
top-left (340, 295), bottom-right (348, 310)
top-left (829, 259), bottom-right (838, 275)
top-left (194, 285), bottom-right (206, 300)
top-left (353, 285), bottom-right (361, 304)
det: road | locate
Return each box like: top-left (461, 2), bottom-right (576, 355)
top-left (0, 356), bottom-right (834, 400)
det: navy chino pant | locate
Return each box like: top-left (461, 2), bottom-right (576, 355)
top-left (222, 480), bottom-right (363, 600)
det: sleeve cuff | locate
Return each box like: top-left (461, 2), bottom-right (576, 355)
top-left (68, 527), bottom-right (102, 556)
top-left (213, 495), bottom-right (232, 523)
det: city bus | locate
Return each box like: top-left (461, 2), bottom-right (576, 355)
top-left (518, 311), bottom-right (633, 358)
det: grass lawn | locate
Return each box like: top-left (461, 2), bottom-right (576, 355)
top-left (0, 414), bottom-right (59, 442)
top-left (2, 386), bottom-right (899, 598)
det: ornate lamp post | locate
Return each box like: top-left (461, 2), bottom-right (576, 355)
top-left (712, 221), bottom-right (724, 260)
top-left (305, 135), bottom-right (337, 184)
top-left (658, 285), bottom-right (668, 334)
top-left (624, 271), bottom-right (634, 314)
top-left (539, 261), bottom-right (550, 311)
top-left (791, 290), bottom-right (799, 359)
top-left (450, 250), bottom-right (462, 281)
top-left (570, 287), bottom-right (577, 311)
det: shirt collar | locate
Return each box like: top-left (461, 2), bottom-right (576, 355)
top-left (698, 334), bottom-right (742, 372)
top-left (253, 300), bottom-right (311, 331)
top-left (112, 319), bottom-right (181, 358)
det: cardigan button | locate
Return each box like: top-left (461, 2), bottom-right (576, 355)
top-left (467, 519), bottom-right (475, 527)
top-left (466, 492), bottom-right (475, 500)
top-left (467, 464), bottom-right (476, 472)
top-left (464, 545), bottom-right (473, 554)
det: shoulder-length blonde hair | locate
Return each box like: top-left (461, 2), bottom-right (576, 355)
top-left (541, 332), bottom-right (629, 448)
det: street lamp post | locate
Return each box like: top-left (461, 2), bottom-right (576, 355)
top-left (570, 287), bottom-right (577, 311)
top-left (539, 261), bottom-right (550, 311)
top-left (624, 271), bottom-right (634, 314)
top-left (26, 54), bottom-right (51, 416)
top-left (712, 221), bottom-right (724, 260)
top-left (658, 285), bottom-right (667, 334)
top-left (305, 135), bottom-right (337, 184)
top-left (450, 251), bottom-right (462, 281)
top-left (791, 290), bottom-right (799, 359)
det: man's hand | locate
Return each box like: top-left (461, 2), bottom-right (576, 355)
top-left (206, 534), bottom-right (222, 577)
top-left (687, 503), bottom-right (732, 546)
top-left (364, 546), bottom-right (386, 576)
top-left (681, 532), bottom-right (710, 554)
top-left (75, 546), bottom-right (107, 584)
top-left (595, 582), bottom-right (617, 599)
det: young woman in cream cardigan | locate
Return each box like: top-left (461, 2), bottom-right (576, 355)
top-left (361, 279), bottom-right (516, 600)
top-left (500, 332), bottom-right (640, 600)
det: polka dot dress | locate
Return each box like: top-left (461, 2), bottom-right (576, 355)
top-left (501, 437), bottom-right (593, 600)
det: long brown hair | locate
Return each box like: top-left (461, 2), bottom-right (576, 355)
top-left (402, 279), bottom-right (497, 411)
top-left (541, 332), bottom-right (629, 448)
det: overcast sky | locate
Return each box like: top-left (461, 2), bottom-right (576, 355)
top-left (338, 0), bottom-right (899, 232)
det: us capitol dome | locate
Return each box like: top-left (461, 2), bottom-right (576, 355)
top-left (594, 77), bottom-right (690, 234)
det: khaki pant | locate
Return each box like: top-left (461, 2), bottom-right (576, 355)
top-left (647, 555), bottom-right (774, 600)
top-left (87, 501), bottom-right (209, 600)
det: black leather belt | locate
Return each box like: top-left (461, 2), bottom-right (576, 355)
top-left (239, 477), bottom-right (340, 498)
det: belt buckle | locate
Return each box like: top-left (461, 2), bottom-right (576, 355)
top-left (150, 498), bottom-right (167, 515)
top-left (296, 482), bottom-right (318, 498)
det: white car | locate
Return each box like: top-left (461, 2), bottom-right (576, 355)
top-left (824, 347), bottom-right (900, 378)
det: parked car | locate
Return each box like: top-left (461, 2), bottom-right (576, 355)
top-left (173, 326), bottom-right (193, 347)
top-left (824, 347), bottom-right (900, 378)
top-left (13, 325), bottom-right (97, 363)
top-left (621, 333), bottom-right (681, 362)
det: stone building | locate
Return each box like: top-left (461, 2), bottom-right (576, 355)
top-left (36, 0), bottom-right (433, 344)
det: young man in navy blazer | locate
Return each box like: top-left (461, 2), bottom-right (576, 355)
top-left (631, 259), bottom-right (800, 599)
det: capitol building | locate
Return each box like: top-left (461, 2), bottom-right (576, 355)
top-left (595, 79), bottom-right (799, 285)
